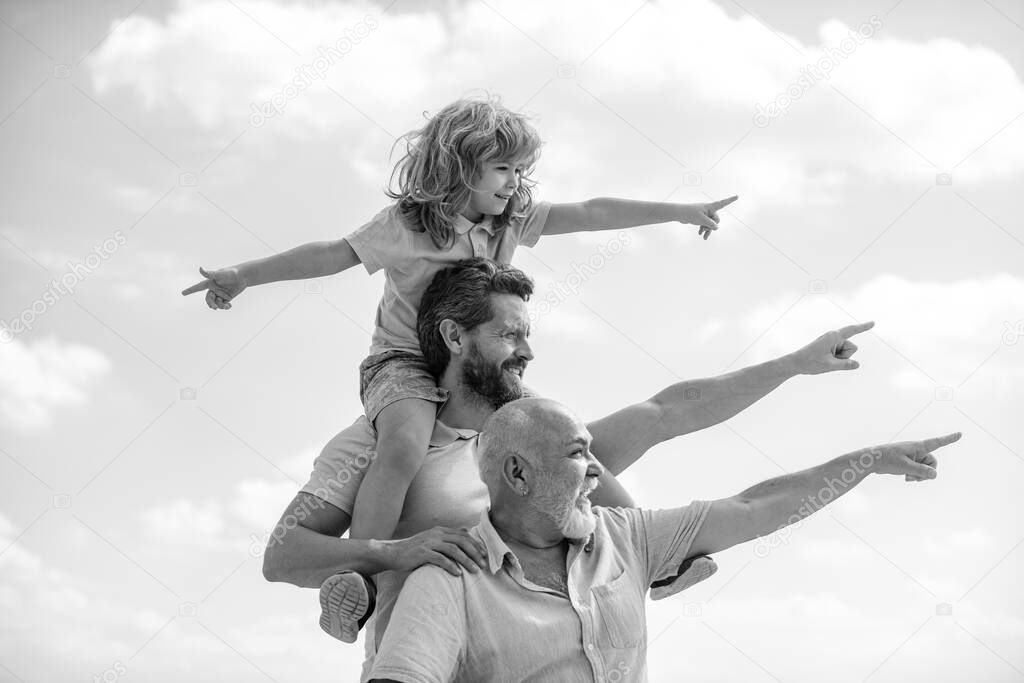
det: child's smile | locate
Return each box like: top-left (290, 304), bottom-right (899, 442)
top-left (463, 159), bottom-right (528, 223)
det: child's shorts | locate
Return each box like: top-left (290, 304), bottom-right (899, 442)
top-left (359, 350), bottom-right (449, 427)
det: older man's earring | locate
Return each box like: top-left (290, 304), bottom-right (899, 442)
top-left (519, 487), bottom-right (528, 496)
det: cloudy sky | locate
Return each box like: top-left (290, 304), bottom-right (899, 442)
top-left (1, 0), bottom-right (1022, 680)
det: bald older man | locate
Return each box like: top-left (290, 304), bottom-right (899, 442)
top-left (367, 398), bottom-right (961, 683)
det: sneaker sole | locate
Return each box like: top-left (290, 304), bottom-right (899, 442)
top-left (650, 556), bottom-right (718, 601)
top-left (319, 573), bottom-right (370, 643)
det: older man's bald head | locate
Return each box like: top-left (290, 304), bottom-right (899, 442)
top-left (477, 398), bottom-right (587, 492)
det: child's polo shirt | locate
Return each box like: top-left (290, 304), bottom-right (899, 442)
top-left (345, 201), bottom-right (551, 356)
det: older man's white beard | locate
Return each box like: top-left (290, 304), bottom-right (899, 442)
top-left (530, 480), bottom-right (597, 542)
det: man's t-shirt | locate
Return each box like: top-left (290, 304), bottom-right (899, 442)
top-left (365, 503), bottom-right (711, 683)
top-left (300, 416), bottom-right (489, 673)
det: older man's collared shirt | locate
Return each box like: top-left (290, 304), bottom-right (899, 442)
top-left (365, 502), bottom-right (711, 683)
top-left (345, 202), bottom-right (551, 356)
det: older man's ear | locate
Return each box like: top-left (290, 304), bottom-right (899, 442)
top-left (502, 455), bottom-right (529, 496)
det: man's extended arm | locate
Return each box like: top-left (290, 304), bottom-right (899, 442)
top-left (588, 322), bottom-right (872, 475)
top-left (688, 432), bottom-right (962, 557)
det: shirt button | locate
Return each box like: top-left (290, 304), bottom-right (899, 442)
top-left (588, 643), bottom-right (596, 650)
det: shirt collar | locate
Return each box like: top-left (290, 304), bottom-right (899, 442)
top-left (452, 213), bottom-right (496, 237)
top-left (476, 508), bottom-right (516, 574)
top-left (475, 508), bottom-right (597, 576)
top-left (428, 417), bottom-right (479, 448)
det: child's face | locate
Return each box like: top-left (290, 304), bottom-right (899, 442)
top-left (463, 158), bottom-right (529, 223)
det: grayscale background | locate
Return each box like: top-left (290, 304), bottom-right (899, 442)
top-left (1, 0), bottom-right (1021, 680)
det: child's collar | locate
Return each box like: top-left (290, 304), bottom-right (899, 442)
top-left (453, 213), bottom-right (496, 236)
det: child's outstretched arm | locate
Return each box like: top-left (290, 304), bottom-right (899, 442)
top-left (542, 195), bottom-right (739, 241)
top-left (181, 238), bottom-right (360, 309)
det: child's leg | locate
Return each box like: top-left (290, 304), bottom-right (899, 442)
top-left (319, 352), bottom-right (445, 643)
top-left (350, 397), bottom-right (436, 540)
top-left (319, 570), bottom-right (376, 643)
top-left (319, 398), bottom-right (434, 642)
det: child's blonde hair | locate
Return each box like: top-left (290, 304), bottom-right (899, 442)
top-left (386, 95), bottom-right (543, 250)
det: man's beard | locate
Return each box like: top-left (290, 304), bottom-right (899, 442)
top-left (461, 340), bottom-right (525, 409)
top-left (530, 475), bottom-right (598, 543)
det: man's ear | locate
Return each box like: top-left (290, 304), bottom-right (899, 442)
top-left (502, 454), bottom-right (529, 497)
top-left (438, 318), bottom-right (465, 357)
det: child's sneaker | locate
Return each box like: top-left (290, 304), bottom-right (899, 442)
top-left (319, 571), bottom-right (376, 642)
top-left (649, 555), bottom-right (717, 600)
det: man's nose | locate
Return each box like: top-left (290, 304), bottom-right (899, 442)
top-left (517, 336), bottom-right (534, 361)
top-left (586, 452), bottom-right (605, 478)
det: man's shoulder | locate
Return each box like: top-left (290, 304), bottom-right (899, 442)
top-left (314, 414), bottom-right (476, 460)
top-left (403, 562), bottom-right (472, 600)
top-left (590, 506), bottom-right (646, 550)
top-left (593, 505), bottom-right (641, 530)
top-left (316, 415), bottom-right (376, 459)
top-left (591, 503), bottom-right (712, 543)
top-left (405, 523), bottom-right (494, 592)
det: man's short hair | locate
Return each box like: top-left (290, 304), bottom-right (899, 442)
top-left (477, 401), bottom-right (533, 494)
top-left (416, 258), bottom-right (534, 378)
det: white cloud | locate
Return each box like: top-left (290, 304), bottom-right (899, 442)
top-left (693, 318), bottom-right (726, 345)
top-left (0, 513), bottom-right (143, 670)
top-left (0, 336), bottom-right (111, 430)
top-left (142, 448), bottom-right (315, 549)
top-left (85, 0), bottom-right (1024, 207)
top-left (923, 526), bottom-right (994, 556)
top-left (0, 511), bottom-right (363, 680)
top-left (722, 272), bottom-right (1024, 390)
top-left (88, 0), bottom-right (443, 136)
top-left (143, 499), bottom-right (227, 547)
top-left (230, 478), bottom-right (301, 528)
top-left (113, 282), bottom-right (146, 301)
top-left (799, 537), bottom-right (874, 564)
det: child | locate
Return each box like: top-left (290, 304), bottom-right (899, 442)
top-left (183, 95), bottom-right (735, 643)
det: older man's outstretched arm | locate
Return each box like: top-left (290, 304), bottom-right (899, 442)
top-left (588, 322), bottom-right (874, 476)
top-left (686, 432), bottom-right (962, 558)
